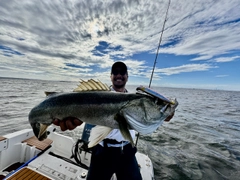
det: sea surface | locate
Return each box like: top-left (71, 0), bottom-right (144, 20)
top-left (0, 77), bottom-right (240, 180)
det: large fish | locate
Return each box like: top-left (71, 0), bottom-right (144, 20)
top-left (29, 80), bottom-right (178, 144)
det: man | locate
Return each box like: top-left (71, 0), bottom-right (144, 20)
top-left (53, 61), bottom-right (174, 180)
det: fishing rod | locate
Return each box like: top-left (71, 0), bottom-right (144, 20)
top-left (149, 0), bottom-right (171, 88)
top-left (135, 0), bottom-right (171, 146)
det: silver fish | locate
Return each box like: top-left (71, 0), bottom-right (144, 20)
top-left (29, 91), bottom-right (178, 144)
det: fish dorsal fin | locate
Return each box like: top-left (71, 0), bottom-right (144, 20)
top-left (73, 79), bottom-right (110, 92)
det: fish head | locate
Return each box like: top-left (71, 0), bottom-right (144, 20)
top-left (122, 95), bottom-right (178, 134)
top-left (30, 122), bottom-right (50, 141)
top-left (29, 106), bottom-right (53, 141)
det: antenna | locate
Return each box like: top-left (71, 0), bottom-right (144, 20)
top-left (148, 0), bottom-right (171, 88)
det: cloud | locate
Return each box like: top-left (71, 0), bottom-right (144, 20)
top-left (161, 0), bottom-right (240, 61)
top-left (214, 56), bottom-right (240, 62)
top-left (0, 0), bottom-right (239, 88)
top-left (155, 63), bottom-right (217, 75)
top-left (215, 75), bottom-right (229, 78)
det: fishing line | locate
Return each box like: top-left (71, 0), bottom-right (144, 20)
top-left (135, 0), bottom-right (171, 146)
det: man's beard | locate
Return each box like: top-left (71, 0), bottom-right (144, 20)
top-left (114, 83), bottom-right (125, 89)
top-left (113, 77), bottom-right (126, 88)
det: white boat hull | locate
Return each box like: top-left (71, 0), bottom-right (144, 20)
top-left (0, 126), bottom-right (154, 180)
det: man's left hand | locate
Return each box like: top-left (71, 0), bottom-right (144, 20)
top-left (53, 117), bottom-right (83, 131)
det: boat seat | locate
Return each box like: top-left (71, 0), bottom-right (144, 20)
top-left (79, 123), bottom-right (95, 152)
top-left (81, 124), bottom-right (95, 144)
top-left (22, 136), bottom-right (53, 151)
top-left (5, 167), bottom-right (51, 180)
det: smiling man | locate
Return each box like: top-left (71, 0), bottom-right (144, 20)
top-left (86, 61), bottom-right (143, 180)
top-left (53, 61), bottom-right (142, 179)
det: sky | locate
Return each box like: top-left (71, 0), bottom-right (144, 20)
top-left (0, 0), bottom-right (240, 91)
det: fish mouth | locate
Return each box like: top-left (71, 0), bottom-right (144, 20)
top-left (31, 123), bottom-right (49, 141)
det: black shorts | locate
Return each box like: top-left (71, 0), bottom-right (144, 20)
top-left (86, 143), bottom-right (142, 180)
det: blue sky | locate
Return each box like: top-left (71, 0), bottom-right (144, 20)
top-left (0, 0), bottom-right (240, 91)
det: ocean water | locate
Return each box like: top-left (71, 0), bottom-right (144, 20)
top-left (0, 77), bottom-right (240, 180)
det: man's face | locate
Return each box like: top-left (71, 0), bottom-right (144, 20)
top-left (110, 67), bottom-right (128, 88)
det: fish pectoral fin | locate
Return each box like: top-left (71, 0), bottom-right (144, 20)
top-left (88, 126), bottom-right (113, 148)
top-left (38, 124), bottom-right (49, 139)
top-left (114, 114), bottom-right (134, 146)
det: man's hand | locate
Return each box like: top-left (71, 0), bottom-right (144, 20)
top-left (53, 117), bottom-right (83, 131)
top-left (164, 112), bottom-right (175, 122)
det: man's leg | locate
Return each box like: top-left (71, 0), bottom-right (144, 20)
top-left (115, 144), bottom-right (142, 180)
top-left (87, 145), bottom-right (114, 180)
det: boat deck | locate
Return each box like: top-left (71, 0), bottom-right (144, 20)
top-left (22, 136), bottom-right (53, 151)
top-left (6, 167), bottom-right (51, 180)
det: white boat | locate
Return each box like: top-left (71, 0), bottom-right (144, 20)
top-left (0, 125), bottom-right (154, 180)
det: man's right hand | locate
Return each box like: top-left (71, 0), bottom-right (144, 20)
top-left (53, 117), bottom-right (83, 131)
top-left (164, 111), bottom-right (175, 122)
